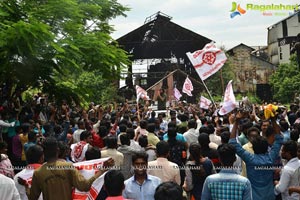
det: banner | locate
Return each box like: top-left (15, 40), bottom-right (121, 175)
top-left (182, 77), bottom-right (193, 96)
top-left (16, 164), bottom-right (43, 200)
top-left (219, 80), bottom-right (236, 115)
top-left (173, 87), bottom-right (182, 101)
top-left (17, 169), bottom-right (34, 185)
top-left (136, 85), bottom-right (150, 102)
top-left (200, 96), bottom-right (212, 109)
top-left (73, 158), bottom-right (109, 200)
top-left (186, 42), bottom-right (227, 80)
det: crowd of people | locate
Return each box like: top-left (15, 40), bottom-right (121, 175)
top-left (1, 93), bottom-right (300, 200)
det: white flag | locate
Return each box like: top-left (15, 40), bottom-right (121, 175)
top-left (136, 85), bottom-right (150, 102)
top-left (173, 87), bottom-right (182, 101)
top-left (73, 158), bottom-right (109, 200)
top-left (182, 77), bottom-right (193, 96)
top-left (200, 96), bottom-right (212, 109)
top-left (16, 165), bottom-right (43, 200)
top-left (186, 42), bottom-right (227, 80)
top-left (219, 80), bottom-right (236, 115)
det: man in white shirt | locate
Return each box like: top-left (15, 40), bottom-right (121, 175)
top-left (274, 140), bottom-right (300, 200)
top-left (207, 124), bottom-right (221, 146)
top-left (70, 131), bottom-right (93, 162)
top-left (183, 119), bottom-right (199, 146)
top-left (148, 141), bottom-right (181, 185)
top-left (0, 173), bottom-right (20, 200)
top-left (0, 120), bottom-right (15, 127)
top-left (184, 119), bottom-right (201, 157)
top-left (72, 120), bottom-right (85, 143)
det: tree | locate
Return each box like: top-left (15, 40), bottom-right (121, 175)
top-left (0, 0), bottom-right (130, 104)
top-left (204, 50), bottom-right (235, 99)
top-left (269, 55), bottom-right (299, 103)
top-left (205, 61), bottom-right (234, 97)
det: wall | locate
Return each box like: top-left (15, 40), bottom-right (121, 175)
top-left (267, 12), bottom-right (300, 65)
top-left (228, 45), bottom-right (275, 93)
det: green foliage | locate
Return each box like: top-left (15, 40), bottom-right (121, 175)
top-left (269, 55), bottom-right (299, 103)
top-left (0, 0), bottom-right (130, 103)
top-left (22, 88), bottom-right (41, 102)
top-left (75, 71), bottom-right (119, 105)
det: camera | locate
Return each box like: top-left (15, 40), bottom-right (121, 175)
top-left (237, 106), bottom-right (252, 113)
top-left (237, 98), bottom-right (252, 113)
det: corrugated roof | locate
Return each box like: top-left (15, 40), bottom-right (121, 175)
top-left (116, 12), bottom-right (213, 60)
top-left (226, 43), bottom-right (255, 54)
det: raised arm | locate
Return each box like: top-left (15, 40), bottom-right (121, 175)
top-left (271, 116), bottom-right (281, 135)
top-left (229, 111), bottom-right (254, 164)
top-left (72, 158), bottom-right (114, 191)
top-left (57, 107), bottom-right (70, 142)
top-left (230, 111), bottom-right (243, 139)
top-left (269, 116), bottom-right (283, 161)
top-left (93, 105), bottom-right (104, 132)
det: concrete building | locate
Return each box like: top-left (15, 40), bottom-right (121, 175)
top-left (227, 43), bottom-right (276, 101)
top-left (267, 10), bottom-right (300, 65)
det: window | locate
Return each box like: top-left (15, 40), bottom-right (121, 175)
top-left (282, 20), bottom-right (288, 37)
top-left (279, 47), bottom-right (282, 60)
top-left (140, 79), bottom-right (147, 86)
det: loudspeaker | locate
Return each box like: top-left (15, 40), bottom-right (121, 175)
top-left (256, 84), bottom-right (272, 102)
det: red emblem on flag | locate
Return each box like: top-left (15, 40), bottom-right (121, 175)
top-left (202, 52), bottom-right (216, 65)
top-left (186, 42), bottom-right (227, 80)
top-left (182, 77), bottom-right (193, 96)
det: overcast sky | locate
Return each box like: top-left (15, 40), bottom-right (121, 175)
top-left (110, 0), bottom-right (300, 49)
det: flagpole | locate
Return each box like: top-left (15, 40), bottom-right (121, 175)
top-left (220, 68), bottom-right (225, 93)
top-left (177, 69), bottom-right (204, 87)
top-left (176, 69), bottom-right (216, 108)
top-left (136, 102), bottom-right (141, 122)
top-left (200, 78), bottom-right (218, 110)
top-left (146, 69), bottom-right (178, 92)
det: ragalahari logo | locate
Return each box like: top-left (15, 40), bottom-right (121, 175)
top-left (230, 2), bottom-right (246, 18)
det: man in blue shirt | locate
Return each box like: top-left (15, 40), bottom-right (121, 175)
top-left (279, 120), bottom-right (290, 142)
top-left (123, 152), bottom-right (161, 200)
top-left (163, 122), bottom-right (188, 149)
top-left (24, 131), bottom-right (36, 152)
top-left (229, 111), bottom-right (283, 200)
top-left (202, 143), bottom-right (252, 200)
